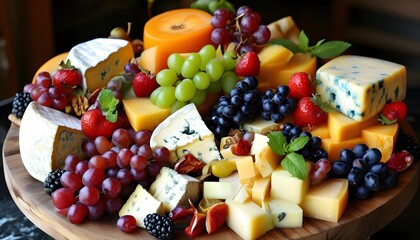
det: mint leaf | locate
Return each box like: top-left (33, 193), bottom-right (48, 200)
top-left (98, 89), bottom-right (119, 123)
top-left (268, 39), bottom-right (302, 54)
top-left (281, 152), bottom-right (307, 180)
top-left (267, 131), bottom-right (287, 155)
top-left (298, 31), bottom-right (309, 52)
top-left (310, 41), bottom-right (351, 59)
top-left (287, 136), bottom-right (309, 152)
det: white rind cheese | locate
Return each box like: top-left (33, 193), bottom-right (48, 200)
top-left (149, 167), bottom-right (200, 212)
top-left (150, 103), bottom-right (221, 164)
top-left (316, 55), bottom-right (406, 122)
top-left (119, 185), bottom-right (164, 228)
top-left (19, 101), bottom-right (86, 182)
top-left (66, 38), bottom-right (134, 93)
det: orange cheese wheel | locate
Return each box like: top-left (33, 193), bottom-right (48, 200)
top-left (32, 52), bottom-right (68, 83)
top-left (142, 8), bottom-right (213, 73)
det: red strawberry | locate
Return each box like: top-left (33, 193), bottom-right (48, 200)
top-left (288, 72), bottom-right (314, 100)
top-left (81, 109), bottom-right (116, 139)
top-left (52, 60), bottom-right (82, 94)
top-left (379, 101), bottom-right (407, 125)
top-left (293, 95), bottom-right (328, 127)
top-left (132, 71), bottom-right (158, 97)
top-left (234, 51), bottom-right (260, 77)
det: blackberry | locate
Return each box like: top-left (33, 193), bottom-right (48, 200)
top-left (44, 169), bottom-right (66, 196)
top-left (144, 213), bottom-right (175, 240)
top-left (12, 92), bottom-right (32, 118)
top-left (395, 130), bottom-right (420, 160)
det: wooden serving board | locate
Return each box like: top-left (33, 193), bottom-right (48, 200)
top-left (3, 123), bottom-right (419, 240)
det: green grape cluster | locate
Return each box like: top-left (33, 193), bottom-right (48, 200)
top-left (150, 44), bottom-right (239, 112)
top-left (191, 0), bottom-right (235, 14)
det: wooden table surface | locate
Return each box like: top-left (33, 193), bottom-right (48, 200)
top-left (3, 123), bottom-right (419, 240)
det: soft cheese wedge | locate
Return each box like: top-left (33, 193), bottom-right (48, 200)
top-left (19, 101), bottom-right (86, 182)
top-left (150, 103), bottom-right (221, 164)
top-left (66, 38), bottom-right (134, 93)
top-left (119, 185), bottom-right (164, 228)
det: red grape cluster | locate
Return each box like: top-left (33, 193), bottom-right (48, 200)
top-left (24, 72), bottom-right (68, 111)
top-left (210, 6), bottom-right (271, 54)
top-left (51, 127), bottom-right (171, 225)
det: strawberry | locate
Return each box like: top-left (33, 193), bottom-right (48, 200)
top-left (288, 72), bottom-right (314, 100)
top-left (234, 51), bottom-right (260, 77)
top-left (132, 71), bottom-right (158, 97)
top-left (293, 95), bottom-right (329, 127)
top-left (52, 60), bottom-right (82, 94)
top-left (379, 101), bottom-right (407, 125)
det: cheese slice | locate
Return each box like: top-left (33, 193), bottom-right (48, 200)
top-left (66, 38), bottom-right (134, 93)
top-left (150, 103), bottom-right (220, 164)
top-left (19, 101), bottom-right (86, 182)
top-left (264, 198), bottom-right (303, 228)
top-left (119, 185), bottom-right (164, 228)
top-left (149, 167), bottom-right (200, 212)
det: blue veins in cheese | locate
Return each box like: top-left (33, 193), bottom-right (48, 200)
top-left (150, 103), bottom-right (221, 164)
top-left (149, 167), bottom-right (200, 212)
top-left (19, 101), bottom-right (86, 182)
top-left (315, 55), bottom-right (406, 122)
top-left (119, 185), bottom-right (164, 228)
top-left (66, 38), bottom-right (134, 93)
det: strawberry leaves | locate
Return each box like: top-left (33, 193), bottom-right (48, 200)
top-left (270, 30), bottom-right (351, 59)
top-left (98, 89), bottom-right (119, 123)
top-left (267, 131), bottom-right (309, 180)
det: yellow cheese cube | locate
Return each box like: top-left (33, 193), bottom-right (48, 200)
top-left (236, 156), bottom-right (257, 183)
top-left (219, 136), bottom-right (238, 159)
top-left (226, 200), bottom-right (273, 240)
top-left (243, 117), bottom-right (281, 135)
top-left (122, 98), bottom-right (171, 131)
top-left (362, 123), bottom-right (398, 162)
top-left (300, 178), bottom-right (348, 222)
top-left (203, 181), bottom-right (239, 200)
top-left (232, 184), bottom-right (251, 203)
top-left (258, 45), bottom-right (293, 67)
top-left (250, 133), bottom-right (269, 156)
top-left (328, 112), bottom-right (378, 142)
top-left (322, 137), bottom-right (366, 161)
top-left (254, 145), bottom-right (281, 178)
top-left (251, 176), bottom-right (271, 207)
top-left (265, 198), bottom-right (303, 228)
top-left (270, 161), bottom-right (311, 204)
top-left (309, 122), bottom-right (329, 139)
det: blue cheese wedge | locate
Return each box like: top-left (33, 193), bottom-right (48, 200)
top-left (66, 38), bottom-right (134, 93)
top-left (149, 167), bottom-right (200, 212)
top-left (150, 103), bottom-right (221, 164)
top-left (19, 101), bottom-right (86, 182)
top-left (316, 55), bottom-right (406, 122)
top-left (119, 185), bottom-right (164, 228)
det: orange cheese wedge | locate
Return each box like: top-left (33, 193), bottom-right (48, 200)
top-left (142, 8), bottom-right (213, 74)
top-left (32, 52), bottom-right (68, 83)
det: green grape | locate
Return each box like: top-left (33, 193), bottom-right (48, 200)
top-left (156, 86), bottom-right (176, 108)
top-left (193, 72), bottom-right (211, 90)
top-left (181, 59), bottom-right (200, 79)
top-left (150, 86), bottom-right (163, 105)
top-left (221, 71), bottom-right (239, 95)
top-left (206, 58), bottom-right (224, 81)
top-left (175, 79), bottom-right (196, 102)
top-left (199, 45), bottom-right (216, 70)
top-left (156, 69), bottom-right (178, 86)
top-left (186, 53), bottom-right (202, 68)
top-left (206, 80), bottom-right (222, 93)
top-left (222, 51), bottom-right (237, 71)
top-left (190, 89), bottom-right (207, 106)
top-left (171, 100), bottom-right (187, 113)
top-left (167, 53), bottom-right (184, 74)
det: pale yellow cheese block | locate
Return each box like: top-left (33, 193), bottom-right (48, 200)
top-left (322, 137), bottom-right (366, 161)
top-left (328, 111), bottom-right (378, 142)
top-left (362, 123), bottom-right (399, 162)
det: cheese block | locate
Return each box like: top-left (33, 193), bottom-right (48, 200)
top-left (316, 55), bottom-right (406, 122)
top-left (19, 101), bottom-right (86, 182)
top-left (243, 117), bottom-right (285, 135)
top-left (270, 161), bottom-right (312, 204)
top-left (219, 136), bottom-right (238, 159)
top-left (362, 123), bottom-right (398, 162)
top-left (203, 181), bottom-right (239, 200)
top-left (300, 178), bottom-right (348, 222)
top-left (251, 176), bottom-right (271, 207)
top-left (254, 145), bottom-right (281, 178)
top-left (328, 111), bottom-right (378, 142)
top-left (322, 137), bottom-right (366, 161)
top-left (150, 103), bottom-right (220, 164)
top-left (264, 198), bottom-right (303, 228)
top-left (226, 200), bottom-right (273, 240)
top-left (149, 167), bottom-right (200, 212)
top-left (66, 38), bottom-right (134, 93)
top-left (119, 185), bottom-right (164, 228)
top-left (268, 16), bottom-right (300, 44)
top-left (250, 133), bottom-right (269, 156)
top-left (231, 184), bottom-right (251, 203)
top-left (309, 122), bottom-right (329, 139)
top-left (235, 156), bottom-right (258, 184)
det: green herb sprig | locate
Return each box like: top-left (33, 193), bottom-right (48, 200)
top-left (270, 30), bottom-right (351, 59)
top-left (98, 89), bottom-right (119, 123)
top-left (267, 131), bottom-right (309, 180)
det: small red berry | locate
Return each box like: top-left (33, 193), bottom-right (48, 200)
top-left (132, 71), bottom-right (158, 97)
top-left (379, 101), bottom-right (407, 124)
top-left (288, 72), bottom-right (314, 100)
top-left (235, 51), bottom-right (260, 77)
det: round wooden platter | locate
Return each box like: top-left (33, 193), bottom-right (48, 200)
top-left (2, 122), bottom-right (419, 240)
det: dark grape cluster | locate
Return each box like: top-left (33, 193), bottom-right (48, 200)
top-left (330, 144), bottom-right (398, 199)
top-left (206, 76), bottom-right (261, 138)
top-left (210, 6), bottom-right (271, 54)
top-left (282, 122), bottom-right (328, 162)
top-left (395, 130), bottom-right (420, 160)
top-left (260, 85), bottom-right (297, 123)
top-left (144, 213), bottom-right (176, 240)
top-left (12, 92), bottom-right (32, 118)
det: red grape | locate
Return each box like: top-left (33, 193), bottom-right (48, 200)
top-left (112, 128), bottom-right (132, 149)
top-left (60, 171), bottom-right (83, 193)
top-left (82, 139), bottom-right (100, 157)
top-left (116, 168), bottom-right (133, 185)
top-left (107, 78), bottom-right (122, 91)
top-left (131, 168), bottom-right (147, 182)
top-left (23, 83), bottom-right (37, 93)
top-left (94, 136), bottom-right (112, 154)
top-left (130, 155), bottom-right (147, 170)
top-left (117, 215), bottom-right (137, 233)
top-left (52, 188), bottom-right (76, 209)
top-left (102, 177), bottom-right (122, 198)
top-left (67, 202), bottom-right (88, 224)
top-left (117, 148), bottom-right (133, 168)
top-left (52, 95), bottom-right (68, 110)
top-left (103, 196), bottom-right (123, 215)
top-left (88, 155), bottom-right (108, 171)
top-left (252, 25), bottom-right (271, 45)
top-left (82, 167), bottom-right (105, 187)
top-left (79, 185), bottom-right (100, 206)
top-left (211, 28), bottom-right (230, 45)
top-left (147, 161), bottom-right (163, 178)
top-left (103, 150), bottom-right (118, 168)
top-left (37, 92), bottom-right (53, 107)
top-left (75, 161), bottom-right (89, 176)
top-left (124, 62), bottom-right (141, 75)
top-left (64, 154), bottom-right (81, 172)
top-left (137, 144), bottom-right (153, 159)
top-left (55, 206), bottom-right (69, 216)
top-left (153, 146), bottom-right (171, 164)
top-left (86, 198), bottom-right (106, 220)
top-left (132, 130), bottom-right (152, 146)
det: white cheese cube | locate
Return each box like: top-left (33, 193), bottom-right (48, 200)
top-left (265, 198), bottom-right (303, 228)
top-left (203, 181), bottom-right (239, 200)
